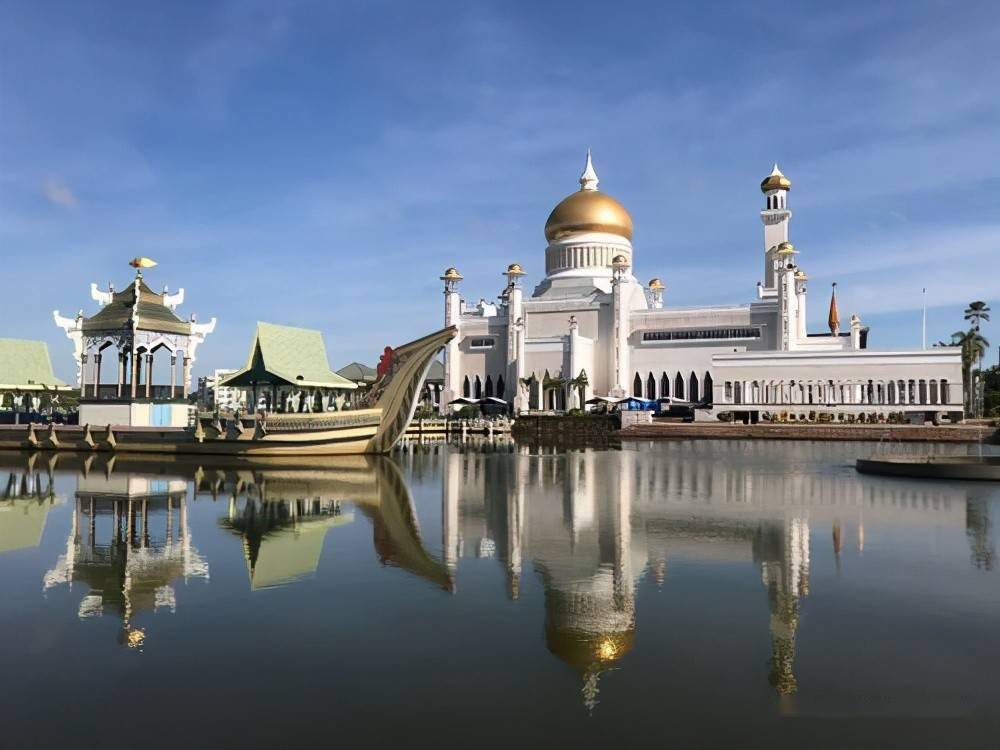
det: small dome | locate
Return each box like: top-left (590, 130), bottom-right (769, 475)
top-left (505, 263), bottom-right (525, 275)
top-left (761, 163), bottom-right (792, 193)
top-left (440, 267), bottom-right (463, 281)
top-left (795, 270), bottom-right (808, 280)
top-left (648, 278), bottom-right (664, 290)
top-left (776, 241), bottom-right (796, 256)
top-left (544, 152), bottom-right (633, 242)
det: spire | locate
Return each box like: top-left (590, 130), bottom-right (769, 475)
top-left (828, 282), bottom-right (840, 335)
top-left (579, 149), bottom-right (599, 191)
top-left (770, 163), bottom-right (784, 178)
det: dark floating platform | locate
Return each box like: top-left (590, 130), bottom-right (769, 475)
top-left (856, 455), bottom-right (1000, 481)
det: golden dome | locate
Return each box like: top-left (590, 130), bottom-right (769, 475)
top-left (546, 628), bottom-right (635, 672)
top-left (761, 163), bottom-right (791, 193)
top-left (544, 151), bottom-right (633, 242)
top-left (440, 267), bottom-right (463, 281)
top-left (776, 241), bottom-right (796, 256)
top-left (612, 254), bottom-right (629, 267)
top-left (545, 190), bottom-right (634, 242)
top-left (648, 278), bottom-right (664, 290)
top-left (505, 263), bottom-right (525, 275)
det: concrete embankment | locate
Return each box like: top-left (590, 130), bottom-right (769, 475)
top-left (619, 421), bottom-right (996, 443)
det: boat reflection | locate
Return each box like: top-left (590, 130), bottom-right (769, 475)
top-left (210, 456), bottom-right (452, 591)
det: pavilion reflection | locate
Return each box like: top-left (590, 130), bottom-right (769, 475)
top-left (42, 464), bottom-right (208, 648)
top-left (404, 441), bottom-right (992, 708)
top-left (0, 453), bottom-right (61, 555)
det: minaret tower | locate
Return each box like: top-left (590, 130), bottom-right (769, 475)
top-left (759, 164), bottom-right (792, 297)
top-left (504, 263), bottom-right (527, 414)
top-left (609, 254), bottom-right (632, 397)
top-left (440, 267), bottom-right (463, 412)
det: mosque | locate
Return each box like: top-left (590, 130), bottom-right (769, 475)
top-left (438, 154), bottom-right (963, 421)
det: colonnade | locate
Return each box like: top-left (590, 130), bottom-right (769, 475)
top-left (722, 377), bottom-right (952, 407)
top-left (82, 343), bottom-right (189, 401)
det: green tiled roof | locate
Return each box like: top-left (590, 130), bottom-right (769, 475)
top-left (0, 338), bottom-right (70, 390)
top-left (81, 279), bottom-right (191, 335)
top-left (222, 322), bottom-right (357, 390)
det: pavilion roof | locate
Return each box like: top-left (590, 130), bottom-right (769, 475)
top-left (81, 279), bottom-right (191, 336)
top-left (0, 338), bottom-right (70, 391)
top-left (221, 322), bottom-right (358, 390)
top-left (336, 361), bottom-right (378, 383)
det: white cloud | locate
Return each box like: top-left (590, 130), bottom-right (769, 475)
top-left (42, 178), bottom-right (78, 209)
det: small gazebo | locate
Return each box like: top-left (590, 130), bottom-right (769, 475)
top-left (53, 258), bottom-right (215, 427)
top-left (221, 322), bottom-right (357, 413)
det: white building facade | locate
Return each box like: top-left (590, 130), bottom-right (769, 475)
top-left (439, 154), bottom-right (963, 422)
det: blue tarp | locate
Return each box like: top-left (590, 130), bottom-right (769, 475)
top-left (619, 397), bottom-right (658, 411)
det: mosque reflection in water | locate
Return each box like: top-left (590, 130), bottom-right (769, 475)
top-left (399, 439), bottom-right (995, 704)
top-left (1, 441), bottom-right (996, 707)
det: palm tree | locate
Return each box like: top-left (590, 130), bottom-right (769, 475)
top-left (951, 329), bottom-right (990, 413)
top-left (964, 300), bottom-right (991, 330)
top-left (962, 301), bottom-right (992, 416)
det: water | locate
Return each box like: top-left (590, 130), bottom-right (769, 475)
top-left (1, 440), bottom-right (999, 748)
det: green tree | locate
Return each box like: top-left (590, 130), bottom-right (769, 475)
top-left (949, 329), bottom-right (990, 413)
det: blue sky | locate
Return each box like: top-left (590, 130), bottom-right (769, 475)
top-left (2, 0), bottom-right (998, 382)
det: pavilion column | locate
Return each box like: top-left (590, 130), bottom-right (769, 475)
top-left (145, 354), bottom-right (153, 398)
top-left (131, 351), bottom-right (140, 399)
top-left (182, 357), bottom-right (191, 397)
top-left (117, 353), bottom-right (125, 398)
top-left (93, 353), bottom-right (102, 399)
top-left (81, 354), bottom-right (90, 398)
top-left (170, 355), bottom-right (177, 398)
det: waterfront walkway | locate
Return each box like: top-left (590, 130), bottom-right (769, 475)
top-left (619, 421), bottom-right (996, 443)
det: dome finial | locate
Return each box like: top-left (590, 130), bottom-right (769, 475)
top-left (579, 149), bottom-right (599, 191)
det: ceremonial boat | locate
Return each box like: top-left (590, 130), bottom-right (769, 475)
top-left (0, 326), bottom-right (456, 457)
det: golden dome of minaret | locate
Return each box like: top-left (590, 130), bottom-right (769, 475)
top-left (760, 163), bottom-right (792, 193)
top-left (544, 151), bottom-right (634, 242)
top-left (648, 278), bottom-right (665, 291)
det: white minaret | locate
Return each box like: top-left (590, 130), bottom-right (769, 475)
top-left (609, 254), bottom-right (631, 397)
top-left (440, 267), bottom-right (463, 413)
top-left (759, 164), bottom-right (792, 296)
top-left (504, 263), bottom-right (527, 413)
top-left (776, 245), bottom-right (800, 350)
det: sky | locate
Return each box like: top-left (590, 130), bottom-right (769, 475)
top-left (2, 0), bottom-right (999, 384)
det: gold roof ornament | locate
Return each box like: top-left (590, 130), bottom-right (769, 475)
top-left (544, 151), bottom-right (634, 242)
top-left (128, 257), bottom-right (157, 274)
top-left (648, 277), bottom-right (665, 290)
top-left (440, 267), bottom-right (463, 281)
top-left (760, 163), bottom-right (792, 193)
top-left (505, 263), bottom-right (525, 276)
top-left (776, 241), bottom-right (797, 256)
top-left (795, 269), bottom-right (808, 280)
top-left (611, 254), bottom-right (630, 269)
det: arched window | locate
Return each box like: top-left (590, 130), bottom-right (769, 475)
top-left (929, 379), bottom-right (938, 405)
top-left (474, 376), bottom-right (482, 400)
top-left (918, 379), bottom-right (927, 404)
top-left (674, 372), bottom-right (685, 400)
top-left (733, 381), bottom-right (742, 404)
top-left (660, 372), bottom-right (670, 399)
top-left (646, 372), bottom-right (656, 400)
top-left (703, 372), bottom-right (714, 405)
top-left (462, 376), bottom-right (470, 398)
top-left (633, 373), bottom-right (643, 398)
top-left (485, 375), bottom-right (494, 398)
top-left (941, 379), bottom-right (949, 404)
top-left (888, 380), bottom-right (896, 404)
top-left (689, 372), bottom-right (700, 403)
top-left (497, 375), bottom-right (505, 399)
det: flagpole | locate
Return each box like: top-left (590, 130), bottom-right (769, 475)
top-left (921, 288), bottom-right (926, 349)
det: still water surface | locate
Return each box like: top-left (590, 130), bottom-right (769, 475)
top-left (1, 440), bottom-right (999, 748)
